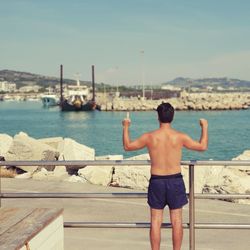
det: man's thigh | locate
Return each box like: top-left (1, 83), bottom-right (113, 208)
top-left (150, 208), bottom-right (164, 224)
top-left (169, 208), bottom-right (183, 224)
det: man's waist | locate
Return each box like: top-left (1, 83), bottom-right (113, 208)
top-left (150, 173), bottom-right (182, 180)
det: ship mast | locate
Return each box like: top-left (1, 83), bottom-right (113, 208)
top-left (60, 64), bottom-right (63, 106)
top-left (92, 65), bottom-right (95, 102)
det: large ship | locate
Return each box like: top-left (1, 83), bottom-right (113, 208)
top-left (60, 65), bottom-right (100, 111)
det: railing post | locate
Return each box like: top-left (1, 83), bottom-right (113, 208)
top-left (0, 165), bottom-right (1, 207)
top-left (189, 164), bottom-right (195, 250)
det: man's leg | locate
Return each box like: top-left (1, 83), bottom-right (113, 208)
top-left (150, 208), bottom-right (163, 250)
top-left (169, 208), bottom-right (183, 250)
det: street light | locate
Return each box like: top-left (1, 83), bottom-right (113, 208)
top-left (140, 50), bottom-right (145, 100)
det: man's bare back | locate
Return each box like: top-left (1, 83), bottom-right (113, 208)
top-left (123, 119), bottom-right (208, 176)
top-left (146, 124), bottom-right (185, 175)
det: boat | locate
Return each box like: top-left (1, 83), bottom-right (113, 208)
top-left (41, 94), bottom-right (59, 107)
top-left (60, 65), bottom-right (100, 111)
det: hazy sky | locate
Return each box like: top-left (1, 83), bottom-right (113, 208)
top-left (1, 0), bottom-right (250, 85)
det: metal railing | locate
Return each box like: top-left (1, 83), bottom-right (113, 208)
top-left (1, 160), bottom-right (250, 250)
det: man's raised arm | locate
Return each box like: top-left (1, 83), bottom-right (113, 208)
top-left (182, 119), bottom-right (208, 151)
top-left (122, 118), bottom-right (148, 151)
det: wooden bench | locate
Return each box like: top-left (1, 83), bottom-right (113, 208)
top-left (0, 207), bottom-right (64, 250)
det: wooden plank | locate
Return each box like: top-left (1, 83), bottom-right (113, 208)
top-left (0, 208), bottom-right (34, 235)
top-left (0, 208), bottom-right (63, 250)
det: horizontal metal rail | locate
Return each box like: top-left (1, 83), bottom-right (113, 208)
top-left (1, 192), bottom-right (250, 199)
top-left (195, 194), bottom-right (250, 199)
top-left (64, 222), bottom-right (186, 229)
top-left (1, 160), bottom-right (250, 167)
top-left (0, 192), bottom-right (147, 198)
top-left (63, 222), bottom-right (250, 229)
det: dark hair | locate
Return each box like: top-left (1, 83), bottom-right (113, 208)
top-left (156, 102), bottom-right (174, 123)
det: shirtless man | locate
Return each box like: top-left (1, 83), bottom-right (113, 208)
top-left (122, 102), bottom-right (208, 250)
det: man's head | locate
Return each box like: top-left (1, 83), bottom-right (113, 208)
top-left (156, 102), bottom-right (175, 123)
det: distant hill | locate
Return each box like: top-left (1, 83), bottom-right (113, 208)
top-left (0, 69), bottom-right (92, 88)
top-left (164, 77), bottom-right (250, 89)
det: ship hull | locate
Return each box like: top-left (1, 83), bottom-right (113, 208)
top-left (60, 100), bottom-right (100, 111)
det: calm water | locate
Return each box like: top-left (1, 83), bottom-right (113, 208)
top-left (0, 101), bottom-right (249, 160)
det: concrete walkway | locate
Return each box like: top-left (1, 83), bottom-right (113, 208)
top-left (1, 178), bottom-right (250, 250)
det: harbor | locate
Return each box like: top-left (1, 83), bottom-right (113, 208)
top-left (1, 1), bottom-right (250, 249)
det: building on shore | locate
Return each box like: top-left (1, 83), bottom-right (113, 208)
top-left (0, 81), bottom-right (16, 92)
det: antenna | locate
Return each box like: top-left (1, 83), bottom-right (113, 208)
top-left (74, 72), bottom-right (81, 87)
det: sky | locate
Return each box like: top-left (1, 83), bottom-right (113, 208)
top-left (1, 0), bottom-right (250, 85)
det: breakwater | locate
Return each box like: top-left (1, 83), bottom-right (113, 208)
top-left (98, 92), bottom-right (250, 111)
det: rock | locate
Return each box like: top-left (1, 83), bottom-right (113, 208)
top-left (111, 166), bottom-right (150, 190)
top-left (78, 166), bottom-right (114, 186)
top-left (5, 132), bottom-right (59, 173)
top-left (231, 150), bottom-right (250, 176)
top-left (126, 154), bottom-right (150, 160)
top-left (58, 138), bottom-right (95, 161)
top-left (202, 166), bottom-right (250, 204)
top-left (0, 134), bottom-right (13, 157)
top-left (32, 166), bottom-right (70, 181)
top-left (181, 165), bottom-right (218, 193)
top-left (66, 175), bottom-right (87, 183)
top-left (53, 165), bottom-right (69, 179)
top-left (95, 155), bottom-right (123, 160)
top-left (107, 154), bottom-right (151, 190)
top-left (32, 167), bottom-right (49, 180)
top-left (15, 172), bottom-right (32, 179)
top-left (37, 137), bottom-right (64, 150)
top-left (233, 150), bottom-right (250, 160)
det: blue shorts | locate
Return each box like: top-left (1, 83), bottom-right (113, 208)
top-left (147, 173), bottom-right (188, 210)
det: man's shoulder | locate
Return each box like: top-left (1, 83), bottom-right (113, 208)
top-left (172, 129), bottom-right (187, 138)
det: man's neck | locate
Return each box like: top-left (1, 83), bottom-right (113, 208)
top-left (159, 122), bottom-right (171, 129)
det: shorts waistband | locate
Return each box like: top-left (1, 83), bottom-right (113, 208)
top-left (150, 173), bottom-right (182, 179)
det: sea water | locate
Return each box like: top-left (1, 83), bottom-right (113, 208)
top-left (0, 101), bottom-right (249, 160)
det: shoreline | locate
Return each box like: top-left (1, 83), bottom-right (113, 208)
top-left (0, 132), bottom-right (249, 205)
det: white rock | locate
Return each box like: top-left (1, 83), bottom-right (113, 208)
top-left (5, 133), bottom-right (59, 173)
top-left (95, 155), bottom-right (123, 160)
top-left (197, 164), bottom-right (250, 204)
top-left (78, 166), bottom-right (114, 186)
top-left (112, 166), bottom-right (150, 190)
top-left (17, 132), bottom-right (28, 137)
top-left (53, 165), bottom-right (69, 179)
top-left (126, 154), bottom-right (150, 160)
top-left (66, 175), bottom-right (87, 183)
top-left (233, 150), bottom-right (250, 160)
top-left (32, 167), bottom-right (49, 180)
top-left (59, 138), bottom-right (95, 160)
top-left (0, 134), bottom-right (13, 157)
top-left (38, 137), bottom-right (64, 150)
top-left (15, 172), bottom-right (32, 179)
top-left (54, 165), bottom-right (66, 173)
top-left (232, 150), bottom-right (250, 172)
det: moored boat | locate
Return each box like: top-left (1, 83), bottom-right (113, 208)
top-left (60, 65), bottom-right (100, 111)
top-left (41, 94), bottom-right (59, 107)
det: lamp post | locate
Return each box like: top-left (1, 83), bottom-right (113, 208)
top-left (140, 50), bottom-right (145, 100)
